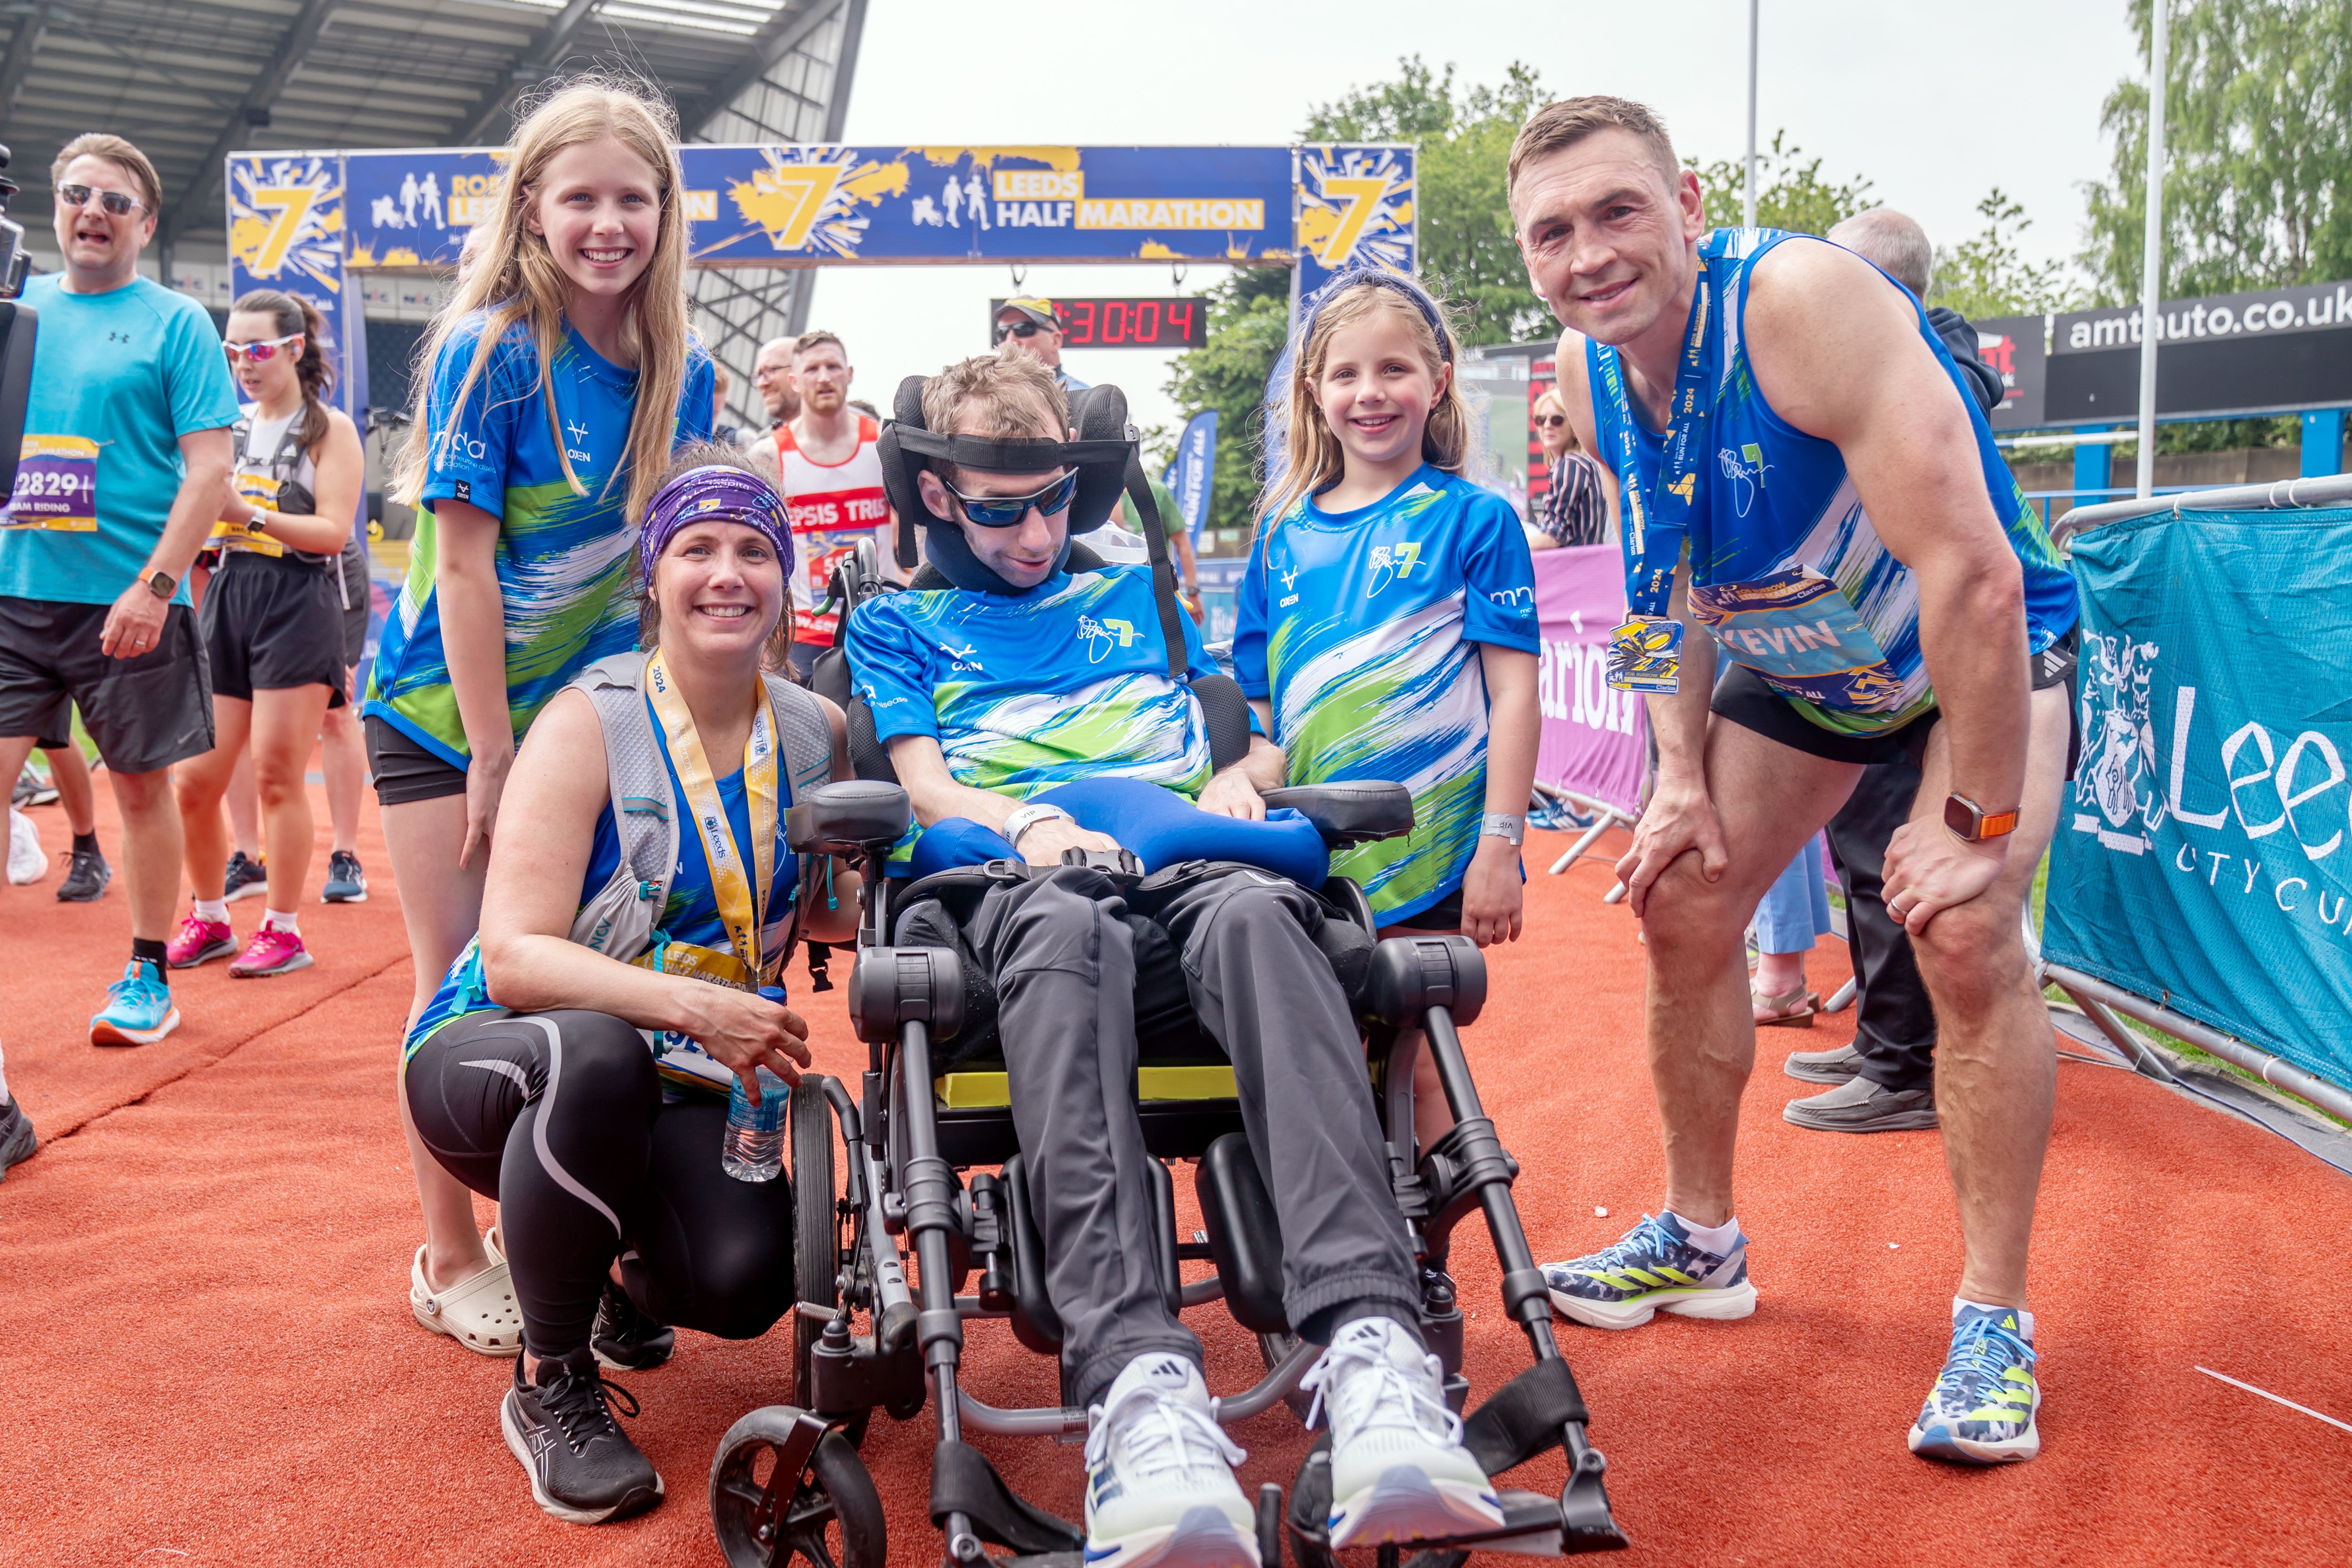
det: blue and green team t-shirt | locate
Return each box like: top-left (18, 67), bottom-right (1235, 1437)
top-left (847, 563), bottom-right (1225, 838)
top-left (365, 312), bottom-right (715, 764)
top-left (1585, 227), bottom-right (2078, 738)
top-left (1233, 466), bottom-right (1540, 925)
top-left (405, 693), bottom-right (799, 1056)
top-left (0, 275), bottom-right (241, 606)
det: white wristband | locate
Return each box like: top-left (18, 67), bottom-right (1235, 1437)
top-left (1482, 812), bottom-right (1526, 846)
top-left (1001, 803), bottom-right (1073, 850)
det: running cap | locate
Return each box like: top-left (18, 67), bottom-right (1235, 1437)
top-left (994, 295), bottom-right (1063, 331)
top-left (638, 464), bottom-right (794, 584)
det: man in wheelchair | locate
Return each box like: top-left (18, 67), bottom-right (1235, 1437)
top-left (843, 352), bottom-right (1503, 1566)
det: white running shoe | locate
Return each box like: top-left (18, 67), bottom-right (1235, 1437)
top-left (1082, 1353), bottom-right (1259, 1568)
top-left (1303, 1317), bottom-right (1504, 1549)
top-left (8, 809), bottom-right (44, 885)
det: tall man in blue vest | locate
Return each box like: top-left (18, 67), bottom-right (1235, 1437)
top-left (1508, 97), bottom-right (2079, 1467)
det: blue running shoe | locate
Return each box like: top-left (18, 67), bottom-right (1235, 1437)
top-left (89, 959), bottom-right (182, 1048)
top-left (1541, 1213), bottom-right (1757, 1330)
top-left (222, 850), bottom-right (267, 903)
top-left (1908, 1305), bottom-right (2040, 1465)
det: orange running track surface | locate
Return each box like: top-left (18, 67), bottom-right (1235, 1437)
top-left (4, 786), bottom-right (2350, 1567)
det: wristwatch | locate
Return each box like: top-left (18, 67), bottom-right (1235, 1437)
top-left (1001, 802), bottom-right (1073, 850)
top-left (1482, 812), bottom-right (1526, 847)
top-left (245, 506), bottom-right (272, 533)
top-left (1943, 793), bottom-right (2020, 843)
top-left (141, 569), bottom-right (176, 600)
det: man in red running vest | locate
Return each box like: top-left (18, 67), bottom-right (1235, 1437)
top-left (749, 330), bottom-right (898, 675)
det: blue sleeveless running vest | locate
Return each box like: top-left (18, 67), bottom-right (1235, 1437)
top-left (1587, 228), bottom-right (2077, 738)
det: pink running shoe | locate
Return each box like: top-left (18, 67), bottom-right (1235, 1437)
top-left (167, 911), bottom-right (237, 970)
top-left (230, 925), bottom-right (312, 978)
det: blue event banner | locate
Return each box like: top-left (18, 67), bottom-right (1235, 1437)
top-left (1164, 409), bottom-right (1218, 541)
top-left (2042, 505), bottom-right (2352, 1091)
top-left (321, 144), bottom-right (1413, 271)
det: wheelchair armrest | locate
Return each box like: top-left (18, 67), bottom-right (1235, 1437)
top-left (1262, 782), bottom-right (1414, 846)
top-left (786, 778), bottom-right (912, 856)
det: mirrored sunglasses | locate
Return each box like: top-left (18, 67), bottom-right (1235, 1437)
top-left (224, 335), bottom-right (303, 363)
top-left (942, 470), bottom-right (1079, 527)
top-left (57, 183), bottom-right (146, 217)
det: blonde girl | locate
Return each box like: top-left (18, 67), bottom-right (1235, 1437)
top-left (365, 77), bottom-right (715, 1348)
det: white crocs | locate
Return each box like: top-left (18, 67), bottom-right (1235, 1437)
top-left (411, 1231), bottom-right (523, 1356)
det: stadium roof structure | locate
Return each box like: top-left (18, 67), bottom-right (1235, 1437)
top-left (1, 0), bottom-right (869, 388)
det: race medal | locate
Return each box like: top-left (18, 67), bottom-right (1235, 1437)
top-left (645, 648), bottom-right (782, 988)
top-left (1607, 615), bottom-right (1684, 694)
top-left (4, 435), bottom-right (99, 531)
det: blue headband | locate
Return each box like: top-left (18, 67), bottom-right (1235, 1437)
top-left (637, 465), bottom-right (794, 584)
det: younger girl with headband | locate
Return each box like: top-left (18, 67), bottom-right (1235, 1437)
top-left (1233, 268), bottom-right (1541, 1153)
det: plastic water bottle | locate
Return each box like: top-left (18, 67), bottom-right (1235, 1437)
top-left (722, 986), bottom-right (792, 1183)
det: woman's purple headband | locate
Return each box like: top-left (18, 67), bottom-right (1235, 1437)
top-left (638, 465), bottom-right (794, 583)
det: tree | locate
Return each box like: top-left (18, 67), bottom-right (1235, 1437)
top-left (2083, 0), bottom-right (2352, 302)
top-left (1685, 132), bottom-right (1874, 236)
top-left (1165, 56), bottom-right (1552, 536)
top-left (1929, 190), bottom-right (2088, 319)
top-left (1300, 57), bottom-right (1554, 347)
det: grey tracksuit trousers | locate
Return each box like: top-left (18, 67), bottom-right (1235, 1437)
top-left (952, 865), bottom-right (1420, 1409)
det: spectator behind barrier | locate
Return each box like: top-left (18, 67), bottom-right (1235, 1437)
top-left (1529, 387), bottom-right (1613, 549)
top-left (402, 446), bottom-right (860, 1525)
top-left (843, 350), bottom-right (1507, 1563)
top-left (0, 131), bottom-right (240, 1050)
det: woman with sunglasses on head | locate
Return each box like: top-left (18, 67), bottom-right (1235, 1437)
top-left (166, 290), bottom-right (362, 978)
top-left (368, 76), bottom-right (715, 1360)
top-left (1528, 387), bottom-right (1615, 549)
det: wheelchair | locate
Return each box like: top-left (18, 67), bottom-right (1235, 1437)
top-left (705, 760), bottom-right (1627, 1567)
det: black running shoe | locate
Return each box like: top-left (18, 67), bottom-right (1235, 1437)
top-left (501, 1347), bottom-right (664, 1525)
top-left (0, 1097), bottom-right (36, 1182)
top-left (591, 1279), bottom-right (675, 1371)
top-left (222, 850), bottom-right (267, 903)
top-left (56, 844), bottom-right (111, 903)
top-left (321, 849), bottom-right (368, 903)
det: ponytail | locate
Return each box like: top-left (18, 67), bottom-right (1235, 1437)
top-left (230, 287), bottom-right (335, 452)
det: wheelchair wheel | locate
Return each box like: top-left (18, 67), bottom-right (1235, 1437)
top-left (791, 1078), bottom-right (839, 1410)
top-left (710, 1412), bottom-right (884, 1568)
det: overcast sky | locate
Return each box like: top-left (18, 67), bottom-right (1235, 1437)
top-left (811, 0), bottom-right (2145, 438)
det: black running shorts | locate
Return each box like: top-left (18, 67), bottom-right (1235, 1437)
top-left (1711, 626), bottom-right (2080, 773)
top-left (336, 542), bottom-right (370, 669)
top-left (365, 714), bottom-right (469, 805)
top-left (200, 551), bottom-right (348, 705)
top-left (0, 595), bottom-right (215, 774)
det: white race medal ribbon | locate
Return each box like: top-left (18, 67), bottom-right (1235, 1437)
top-left (644, 648), bottom-right (780, 987)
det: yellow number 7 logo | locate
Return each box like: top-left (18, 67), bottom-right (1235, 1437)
top-left (245, 185), bottom-right (319, 278)
top-left (1314, 177), bottom-right (1391, 266)
top-left (742, 163), bottom-right (845, 249)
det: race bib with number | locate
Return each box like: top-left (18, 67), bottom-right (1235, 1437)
top-left (1688, 568), bottom-right (1906, 714)
top-left (208, 472), bottom-right (288, 557)
top-left (4, 435), bottom-right (99, 531)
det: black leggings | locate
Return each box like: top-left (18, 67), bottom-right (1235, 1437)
top-left (404, 1008), bottom-right (797, 1358)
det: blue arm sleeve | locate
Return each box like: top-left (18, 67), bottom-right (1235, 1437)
top-left (1231, 526), bottom-right (1273, 699)
top-left (418, 318), bottom-right (523, 519)
top-left (843, 599), bottom-right (939, 742)
top-left (1460, 491), bottom-right (1542, 654)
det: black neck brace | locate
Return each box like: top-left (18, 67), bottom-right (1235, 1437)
top-left (919, 515), bottom-right (1071, 596)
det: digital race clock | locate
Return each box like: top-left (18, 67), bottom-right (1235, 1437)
top-left (990, 297), bottom-right (1209, 349)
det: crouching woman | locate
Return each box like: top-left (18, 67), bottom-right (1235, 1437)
top-left (400, 446), bottom-right (858, 1525)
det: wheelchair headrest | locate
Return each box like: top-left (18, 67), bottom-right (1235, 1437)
top-left (876, 374), bottom-right (1138, 594)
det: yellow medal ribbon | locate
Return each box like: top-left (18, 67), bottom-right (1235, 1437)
top-left (644, 648), bottom-right (780, 987)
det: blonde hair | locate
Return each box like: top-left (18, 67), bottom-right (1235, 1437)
top-left (923, 351), bottom-right (1069, 479)
top-left (1255, 281), bottom-right (1470, 530)
top-left (53, 133), bottom-right (163, 217)
top-left (1532, 388), bottom-right (1580, 454)
top-left (393, 77), bottom-right (692, 526)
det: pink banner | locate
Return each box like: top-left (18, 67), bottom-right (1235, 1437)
top-left (1533, 544), bottom-right (1646, 816)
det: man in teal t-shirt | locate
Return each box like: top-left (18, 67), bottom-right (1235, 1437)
top-left (0, 134), bottom-right (241, 1051)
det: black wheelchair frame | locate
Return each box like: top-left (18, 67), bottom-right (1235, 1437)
top-left (705, 770), bottom-right (1626, 1568)
top-left (706, 537), bottom-right (1622, 1568)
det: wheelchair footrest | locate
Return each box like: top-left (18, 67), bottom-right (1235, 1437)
top-left (930, 1439), bottom-right (1083, 1557)
top-left (1462, 1356), bottom-right (1589, 1480)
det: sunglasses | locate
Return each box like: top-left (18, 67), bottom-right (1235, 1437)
top-left (57, 183), bottom-right (146, 217)
top-left (1535, 414), bottom-right (1567, 428)
top-left (992, 319), bottom-right (1048, 344)
top-left (940, 470), bottom-right (1079, 526)
top-left (224, 335), bottom-right (303, 363)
